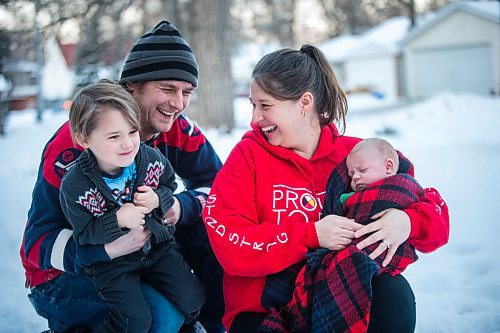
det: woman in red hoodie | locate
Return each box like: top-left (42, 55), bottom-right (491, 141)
top-left (203, 45), bottom-right (449, 333)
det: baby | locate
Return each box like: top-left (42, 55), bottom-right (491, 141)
top-left (347, 137), bottom-right (398, 191)
top-left (341, 137), bottom-right (399, 204)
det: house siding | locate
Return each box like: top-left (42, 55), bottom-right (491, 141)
top-left (404, 10), bottom-right (500, 98)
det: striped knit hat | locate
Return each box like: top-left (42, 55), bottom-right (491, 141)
top-left (119, 21), bottom-right (199, 87)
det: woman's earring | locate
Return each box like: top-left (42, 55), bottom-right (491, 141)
top-left (302, 110), bottom-right (306, 117)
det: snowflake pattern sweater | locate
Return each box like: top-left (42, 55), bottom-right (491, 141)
top-left (21, 114), bottom-right (222, 288)
top-left (203, 123), bottom-right (450, 330)
top-left (59, 143), bottom-right (176, 247)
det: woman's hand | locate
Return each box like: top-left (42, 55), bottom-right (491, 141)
top-left (354, 208), bottom-right (411, 267)
top-left (104, 227), bottom-right (152, 260)
top-left (315, 214), bottom-right (364, 250)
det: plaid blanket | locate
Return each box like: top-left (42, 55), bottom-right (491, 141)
top-left (259, 155), bottom-right (424, 333)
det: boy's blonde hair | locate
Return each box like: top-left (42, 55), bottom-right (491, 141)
top-left (69, 82), bottom-right (141, 141)
top-left (350, 138), bottom-right (399, 170)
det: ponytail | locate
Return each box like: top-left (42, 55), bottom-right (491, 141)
top-left (253, 45), bottom-right (347, 133)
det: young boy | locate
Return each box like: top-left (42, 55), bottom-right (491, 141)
top-left (59, 82), bottom-right (204, 333)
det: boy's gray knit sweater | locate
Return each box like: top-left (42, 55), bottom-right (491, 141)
top-left (59, 143), bottom-right (176, 246)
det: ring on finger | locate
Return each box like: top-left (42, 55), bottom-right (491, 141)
top-left (382, 240), bottom-right (391, 249)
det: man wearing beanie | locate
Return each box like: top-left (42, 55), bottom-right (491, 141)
top-left (21, 21), bottom-right (225, 333)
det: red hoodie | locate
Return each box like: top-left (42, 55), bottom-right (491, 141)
top-left (203, 124), bottom-right (449, 330)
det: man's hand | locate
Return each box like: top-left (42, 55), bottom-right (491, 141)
top-left (163, 197), bottom-right (181, 226)
top-left (104, 227), bottom-right (152, 260)
top-left (134, 185), bottom-right (160, 213)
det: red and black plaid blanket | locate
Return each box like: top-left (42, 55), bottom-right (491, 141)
top-left (259, 155), bottom-right (425, 333)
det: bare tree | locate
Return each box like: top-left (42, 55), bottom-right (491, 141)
top-left (68, 2), bottom-right (137, 77)
top-left (142, 0), bottom-right (183, 32)
top-left (321, 0), bottom-right (376, 36)
top-left (233, 0), bottom-right (298, 46)
top-left (1, 0), bottom-right (138, 85)
top-left (422, 0), bottom-right (451, 13)
top-left (320, 0), bottom-right (423, 37)
top-left (0, 26), bottom-right (9, 135)
top-left (186, 0), bottom-right (234, 131)
top-left (0, 28), bottom-right (9, 73)
top-left (2, 0), bottom-right (236, 130)
top-left (263, 0), bottom-right (297, 47)
top-left (396, 0), bottom-right (416, 27)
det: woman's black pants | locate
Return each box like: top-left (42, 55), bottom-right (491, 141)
top-left (229, 273), bottom-right (416, 333)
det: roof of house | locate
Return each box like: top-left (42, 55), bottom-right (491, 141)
top-left (318, 16), bottom-right (411, 62)
top-left (59, 43), bottom-right (77, 69)
top-left (317, 35), bottom-right (360, 62)
top-left (401, 1), bottom-right (500, 45)
top-left (319, 1), bottom-right (499, 62)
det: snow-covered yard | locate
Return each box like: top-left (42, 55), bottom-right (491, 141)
top-left (1, 92), bottom-right (499, 332)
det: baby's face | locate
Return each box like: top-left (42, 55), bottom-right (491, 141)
top-left (346, 147), bottom-right (390, 192)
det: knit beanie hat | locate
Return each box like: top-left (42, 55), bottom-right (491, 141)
top-left (119, 21), bottom-right (199, 87)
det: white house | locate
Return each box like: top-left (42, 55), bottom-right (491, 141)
top-left (42, 35), bottom-right (75, 108)
top-left (317, 35), bottom-right (359, 88)
top-left (318, 17), bottom-right (411, 103)
top-left (4, 61), bottom-right (39, 110)
top-left (401, 1), bottom-right (500, 99)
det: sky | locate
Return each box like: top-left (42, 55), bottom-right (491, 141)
top-left (1, 91), bottom-right (499, 332)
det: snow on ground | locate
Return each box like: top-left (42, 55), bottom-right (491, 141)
top-left (1, 92), bottom-right (499, 332)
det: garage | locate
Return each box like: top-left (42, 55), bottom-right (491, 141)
top-left (401, 1), bottom-right (499, 99)
top-left (413, 43), bottom-right (493, 97)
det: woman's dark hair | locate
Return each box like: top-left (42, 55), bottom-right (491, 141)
top-left (252, 45), bottom-right (347, 132)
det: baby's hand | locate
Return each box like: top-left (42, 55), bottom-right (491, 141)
top-left (116, 203), bottom-right (147, 229)
top-left (133, 185), bottom-right (160, 213)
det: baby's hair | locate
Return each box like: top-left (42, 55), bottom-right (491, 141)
top-left (351, 138), bottom-right (399, 170)
top-left (69, 81), bottom-right (141, 142)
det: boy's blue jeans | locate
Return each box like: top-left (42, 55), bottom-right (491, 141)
top-left (28, 273), bottom-right (184, 333)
